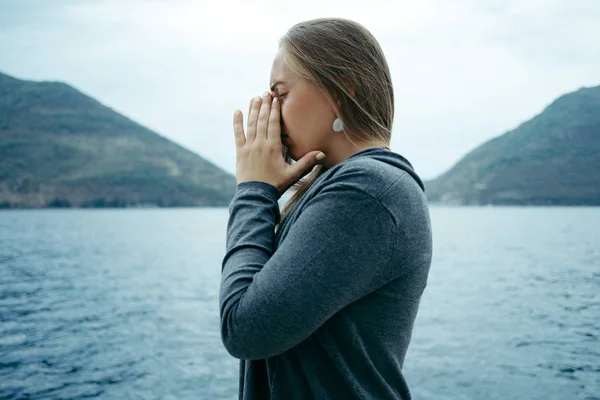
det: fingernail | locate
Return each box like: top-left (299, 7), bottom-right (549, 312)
top-left (316, 152), bottom-right (326, 161)
top-left (273, 97), bottom-right (278, 103)
top-left (254, 96), bottom-right (262, 102)
top-left (263, 91), bottom-right (270, 98)
top-left (234, 109), bottom-right (241, 116)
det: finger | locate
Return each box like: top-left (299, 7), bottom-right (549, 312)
top-left (233, 109), bottom-right (245, 148)
top-left (267, 96), bottom-right (281, 144)
top-left (247, 95), bottom-right (262, 142)
top-left (256, 91), bottom-right (271, 141)
top-left (288, 151), bottom-right (325, 183)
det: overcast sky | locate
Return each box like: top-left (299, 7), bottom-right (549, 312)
top-left (1, 0), bottom-right (599, 180)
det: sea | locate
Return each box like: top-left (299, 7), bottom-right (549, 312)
top-left (1, 207), bottom-right (599, 399)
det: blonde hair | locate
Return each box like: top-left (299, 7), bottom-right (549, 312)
top-left (278, 18), bottom-right (394, 224)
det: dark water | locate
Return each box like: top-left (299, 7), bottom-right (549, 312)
top-left (0, 207), bottom-right (598, 399)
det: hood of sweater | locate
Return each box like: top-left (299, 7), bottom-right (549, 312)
top-left (343, 147), bottom-right (426, 192)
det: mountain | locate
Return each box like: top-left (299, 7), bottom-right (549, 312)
top-left (0, 72), bottom-right (236, 208)
top-left (424, 85), bottom-right (600, 205)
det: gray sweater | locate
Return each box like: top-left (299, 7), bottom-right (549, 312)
top-left (220, 148), bottom-right (432, 399)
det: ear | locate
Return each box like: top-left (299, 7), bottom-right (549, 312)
top-left (328, 75), bottom-right (355, 113)
top-left (335, 75), bottom-right (355, 106)
top-left (335, 89), bottom-right (355, 107)
top-left (342, 73), bottom-right (356, 97)
top-left (334, 85), bottom-right (354, 116)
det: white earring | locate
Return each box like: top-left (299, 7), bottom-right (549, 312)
top-left (333, 118), bottom-right (344, 132)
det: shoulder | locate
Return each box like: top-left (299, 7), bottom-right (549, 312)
top-left (313, 156), bottom-right (429, 227)
top-left (319, 156), bottom-right (409, 201)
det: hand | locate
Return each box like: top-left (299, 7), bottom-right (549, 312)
top-left (233, 91), bottom-right (326, 194)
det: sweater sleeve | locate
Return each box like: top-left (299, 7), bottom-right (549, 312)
top-left (219, 180), bottom-right (396, 360)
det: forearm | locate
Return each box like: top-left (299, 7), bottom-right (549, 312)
top-left (220, 181), bottom-right (282, 358)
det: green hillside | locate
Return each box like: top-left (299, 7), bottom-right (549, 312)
top-left (425, 85), bottom-right (600, 205)
top-left (0, 72), bottom-right (236, 208)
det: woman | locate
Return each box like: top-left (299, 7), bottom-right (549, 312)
top-left (220, 18), bottom-right (432, 400)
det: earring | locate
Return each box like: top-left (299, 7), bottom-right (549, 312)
top-left (333, 118), bottom-right (344, 132)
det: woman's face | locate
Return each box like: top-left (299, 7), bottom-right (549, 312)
top-left (269, 51), bottom-right (337, 161)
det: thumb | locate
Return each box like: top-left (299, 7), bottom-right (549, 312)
top-left (289, 151), bottom-right (325, 180)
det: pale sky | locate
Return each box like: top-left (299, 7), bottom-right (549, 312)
top-left (1, 0), bottom-right (599, 180)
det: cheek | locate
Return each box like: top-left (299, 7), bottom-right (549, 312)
top-left (280, 102), bottom-right (299, 134)
top-left (280, 100), bottom-right (293, 122)
top-left (280, 94), bottom-right (333, 143)
top-left (281, 100), bottom-right (316, 134)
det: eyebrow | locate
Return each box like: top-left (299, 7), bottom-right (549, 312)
top-left (270, 81), bottom-right (285, 92)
